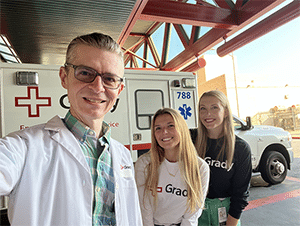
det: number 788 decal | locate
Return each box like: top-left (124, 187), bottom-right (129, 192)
top-left (177, 91), bottom-right (191, 99)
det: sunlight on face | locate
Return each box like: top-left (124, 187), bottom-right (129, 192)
top-left (199, 95), bottom-right (227, 138)
top-left (154, 114), bottom-right (180, 153)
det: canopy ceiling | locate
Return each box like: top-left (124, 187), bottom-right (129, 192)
top-left (1, 0), bottom-right (299, 71)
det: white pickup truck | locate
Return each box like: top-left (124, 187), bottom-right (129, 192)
top-left (233, 115), bottom-right (293, 185)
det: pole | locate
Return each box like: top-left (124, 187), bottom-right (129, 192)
top-left (231, 53), bottom-right (240, 117)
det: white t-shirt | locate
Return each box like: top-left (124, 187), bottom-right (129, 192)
top-left (135, 153), bottom-right (209, 226)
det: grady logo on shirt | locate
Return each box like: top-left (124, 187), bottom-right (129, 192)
top-left (205, 156), bottom-right (234, 171)
top-left (120, 164), bottom-right (133, 177)
top-left (150, 187), bottom-right (163, 196)
top-left (120, 165), bottom-right (131, 170)
top-left (165, 184), bottom-right (187, 197)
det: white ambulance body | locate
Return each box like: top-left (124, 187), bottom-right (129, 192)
top-left (0, 63), bottom-right (198, 211)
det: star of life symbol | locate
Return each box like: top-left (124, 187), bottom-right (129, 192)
top-left (178, 104), bottom-right (192, 120)
top-left (15, 86), bottom-right (51, 117)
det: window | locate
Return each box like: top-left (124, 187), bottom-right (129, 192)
top-left (0, 35), bottom-right (21, 63)
top-left (233, 117), bottom-right (242, 130)
top-left (135, 90), bottom-right (164, 130)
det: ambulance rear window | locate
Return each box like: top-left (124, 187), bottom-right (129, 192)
top-left (135, 89), bottom-right (164, 130)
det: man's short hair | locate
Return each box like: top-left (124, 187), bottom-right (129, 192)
top-left (65, 32), bottom-right (124, 64)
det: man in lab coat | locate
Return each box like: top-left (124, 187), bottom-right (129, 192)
top-left (0, 33), bottom-right (142, 226)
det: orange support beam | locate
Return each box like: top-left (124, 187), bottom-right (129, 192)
top-left (217, 0), bottom-right (300, 57)
top-left (140, 0), bottom-right (237, 29)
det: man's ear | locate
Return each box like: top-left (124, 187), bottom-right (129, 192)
top-left (59, 66), bottom-right (68, 89)
top-left (117, 83), bottom-right (124, 95)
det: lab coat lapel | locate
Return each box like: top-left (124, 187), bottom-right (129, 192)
top-left (44, 115), bottom-right (90, 173)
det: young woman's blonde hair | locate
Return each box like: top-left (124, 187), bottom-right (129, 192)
top-left (195, 90), bottom-right (235, 168)
top-left (144, 108), bottom-right (204, 213)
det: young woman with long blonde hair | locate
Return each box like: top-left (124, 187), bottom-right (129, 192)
top-left (191, 90), bottom-right (252, 226)
top-left (135, 108), bottom-right (209, 226)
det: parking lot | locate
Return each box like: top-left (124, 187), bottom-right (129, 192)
top-left (241, 139), bottom-right (300, 226)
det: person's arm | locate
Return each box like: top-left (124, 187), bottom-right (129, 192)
top-left (228, 138), bottom-right (252, 220)
top-left (199, 158), bottom-right (210, 201)
top-left (134, 155), bottom-right (154, 226)
top-left (181, 158), bottom-right (210, 226)
top-left (226, 214), bottom-right (239, 226)
top-left (181, 208), bottom-right (202, 226)
top-left (0, 134), bottom-right (27, 195)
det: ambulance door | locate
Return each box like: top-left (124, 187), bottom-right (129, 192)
top-left (171, 87), bottom-right (198, 128)
top-left (127, 79), bottom-right (169, 161)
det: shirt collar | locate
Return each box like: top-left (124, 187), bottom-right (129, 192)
top-left (100, 121), bottom-right (111, 145)
top-left (63, 111), bottom-right (111, 145)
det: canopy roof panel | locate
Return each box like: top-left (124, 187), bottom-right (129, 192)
top-left (1, 0), bottom-right (299, 71)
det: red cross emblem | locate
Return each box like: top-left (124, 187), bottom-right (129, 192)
top-left (15, 86), bottom-right (51, 117)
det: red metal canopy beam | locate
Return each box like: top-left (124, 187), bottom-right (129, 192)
top-left (121, 0), bottom-right (286, 71)
top-left (237, 0), bottom-right (285, 24)
top-left (181, 60), bottom-right (200, 72)
top-left (160, 23), bottom-right (171, 68)
top-left (173, 24), bottom-right (189, 49)
top-left (123, 47), bottom-right (157, 68)
top-left (124, 39), bottom-right (145, 66)
top-left (162, 28), bottom-right (230, 71)
top-left (195, 0), bottom-right (216, 7)
top-left (213, 0), bottom-right (234, 9)
top-left (146, 36), bottom-right (160, 67)
top-left (140, 0), bottom-right (238, 29)
top-left (162, 0), bottom-right (286, 71)
top-left (217, 0), bottom-right (300, 57)
top-left (190, 26), bottom-right (201, 46)
top-left (118, 0), bottom-right (149, 46)
top-left (234, 0), bottom-right (247, 10)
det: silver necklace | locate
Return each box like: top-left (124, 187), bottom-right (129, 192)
top-left (165, 161), bottom-right (179, 177)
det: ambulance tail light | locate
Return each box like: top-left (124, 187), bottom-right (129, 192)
top-left (182, 78), bottom-right (195, 88)
top-left (16, 71), bottom-right (39, 86)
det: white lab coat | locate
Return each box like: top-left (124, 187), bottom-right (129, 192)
top-left (0, 115), bottom-right (142, 226)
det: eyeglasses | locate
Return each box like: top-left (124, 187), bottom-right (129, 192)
top-left (64, 63), bottom-right (123, 89)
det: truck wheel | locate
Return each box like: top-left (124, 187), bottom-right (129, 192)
top-left (260, 151), bottom-right (287, 185)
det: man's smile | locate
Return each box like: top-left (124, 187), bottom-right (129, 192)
top-left (83, 97), bottom-right (106, 103)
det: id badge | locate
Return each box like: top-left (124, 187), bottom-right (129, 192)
top-left (218, 207), bottom-right (227, 225)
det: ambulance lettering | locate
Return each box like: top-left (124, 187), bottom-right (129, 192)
top-left (20, 125), bottom-right (29, 130)
top-left (110, 98), bottom-right (119, 113)
top-left (59, 94), bottom-right (69, 109)
top-left (59, 95), bottom-right (120, 114)
top-left (108, 122), bottom-right (119, 127)
top-left (15, 86), bottom-right (51, 117)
